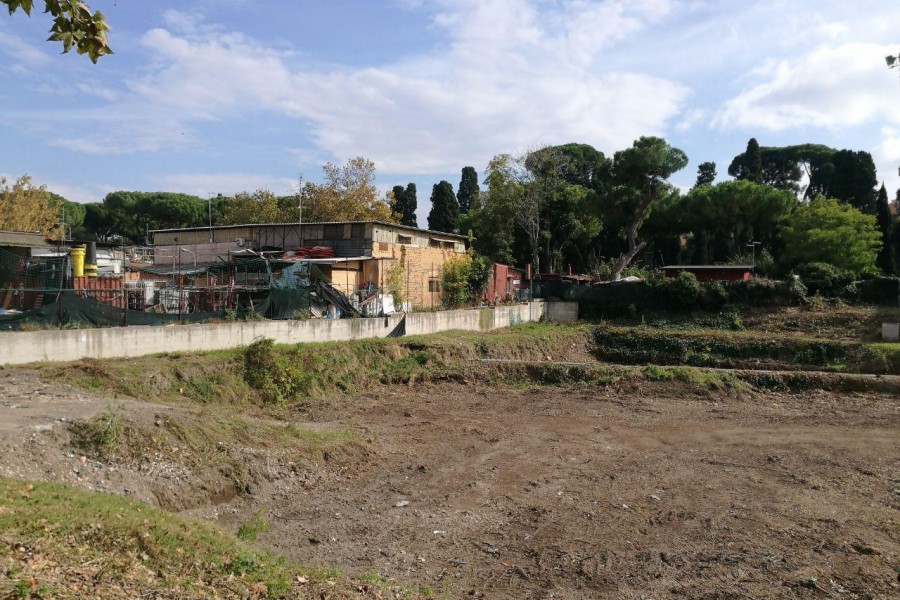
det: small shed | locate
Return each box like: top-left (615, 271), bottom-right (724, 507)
top-left (662, 265), bottom-right (754, 282)
top-left (0, 230), bottom-right (52, 257)
top-left (485, 263), bottom-right (525, 303)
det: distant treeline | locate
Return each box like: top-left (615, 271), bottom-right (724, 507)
top-left (3, 138), bottom-right (898, 280)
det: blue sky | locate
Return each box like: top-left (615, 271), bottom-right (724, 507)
top-left (2, 0), bottom-right (900, 224)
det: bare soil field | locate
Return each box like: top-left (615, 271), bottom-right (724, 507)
top-left (1, 366), bottom-right (897, 599)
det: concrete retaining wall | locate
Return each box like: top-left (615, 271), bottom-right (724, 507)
top-left (0, 301), bottom-right (577, 366)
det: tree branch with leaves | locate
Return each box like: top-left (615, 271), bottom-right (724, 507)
top-left (3, 0), bottom-right (112, 62)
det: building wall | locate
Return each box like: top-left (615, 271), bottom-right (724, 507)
top-left (372, 244), bottom-right (464, 308)
top-left (0, 300), bottom-right (578, 365)
top-left (485, 263), bottom-right (524, 303)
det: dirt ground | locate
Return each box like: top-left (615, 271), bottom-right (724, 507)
top-left (1, 368), bottom-right (898, 599)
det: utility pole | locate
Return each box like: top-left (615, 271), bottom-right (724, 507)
top-left (208, 193), bottom-right (213, 243)
top-left (297, 175), bottom-right (304, 251)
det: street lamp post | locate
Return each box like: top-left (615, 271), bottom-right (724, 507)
top-left (886, 53), bottom-right (900, 81)
top-left (746, 241), bottom-right (762, 267)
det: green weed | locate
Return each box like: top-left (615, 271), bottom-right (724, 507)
top-left (236, 510), bottom-right (268, 543)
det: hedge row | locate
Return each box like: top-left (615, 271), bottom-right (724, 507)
top-left (591, 326), bottom-right (900, 374)
top-left (538, 271), bottom-right (898, 318)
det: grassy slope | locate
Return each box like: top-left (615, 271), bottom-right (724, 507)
top-left (0, 477), bottom-right (332, 599)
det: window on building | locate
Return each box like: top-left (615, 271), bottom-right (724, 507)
top-left (428, 279), bottom-right (441, 292)
top-left (350, 223), bottom-right (365, 239)
top-left (323, 224), bottom-right (344, 239)
top-left (398, 235), bottom-right (412, 245)
top-left (429, 238), bottom-right (441, 248)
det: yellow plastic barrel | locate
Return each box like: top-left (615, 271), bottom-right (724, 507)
top-left (71, 246), bottom-right (85, 277)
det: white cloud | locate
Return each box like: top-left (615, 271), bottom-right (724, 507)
top-left (107, 0), bottom-right (688, 175)
top-left (49, 115), bottom-right (196, 155)
top-left (675, 108), bottom-right (705, 132)
top-left (155, 173), bottom-right (299, 198)
top-left (0, 28), bottom-right (53, 69)
top-left (873, 127), bottom-right (900, 196)
top-left (160, 9), bottom-right (209, 36)
top-left (714, 43), bottom-right (900, 131)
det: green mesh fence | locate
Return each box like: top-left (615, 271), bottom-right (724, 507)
top-left (0, 252), bottom-right (360, 330)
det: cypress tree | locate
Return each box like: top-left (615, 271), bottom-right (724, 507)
top-left (402, 183), bottom-right (417, 227)
top-left (744, 138), bottom-right (763, 184)
top-left (390, 183), bottom-right (418, 227)
top-left (427, 180), bottom-right (458, 233)
top-left (456, 166), bottom-right (479, 214)
top-left (829, 150), bottom-right (878, 213)
top-left (693, 161), bottom-right (716, 188)
top-left (391, 185), bottom-right (405, 216)
top-left (875, 184), bottom-right (896, 274)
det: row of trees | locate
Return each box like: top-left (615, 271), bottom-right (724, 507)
top-left (3, 137), bottom-right (897, 281)
top-left (438, 137), bottom-right (897, 280)
top-left (0, 158), bottom-right (402, 245)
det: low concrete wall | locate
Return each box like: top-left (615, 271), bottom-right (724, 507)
top-left (546, 301), bottom-right (579, 323)
top-left (0, 301), bottom-right (577, 366)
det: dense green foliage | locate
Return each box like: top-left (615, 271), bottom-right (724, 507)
top-left (82, 191), bottom-right (210, 244)
top-left (875, 184), bottom-right (896, 274)
top-left (438, 253), bottom-right (491, 307)
top-left (660, 180), bottom-right (797, 265)
top-left (391, 183), bottom-right (418, 227)
top-left (427, 180), bottom-right (459, 233)
top-left (730, 138), bottom-right (763, 184)
top-left (780, 197), bottom-right (881, 276)
top-left (456, 166), bottom-right (479, 214)
top-left (694, 161), bottom-right (717, 188)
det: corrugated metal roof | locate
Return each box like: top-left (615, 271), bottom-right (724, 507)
top-left (149, 220), bottom-right (468, 240)
top-left (0, 230), bottom-right (52, 248)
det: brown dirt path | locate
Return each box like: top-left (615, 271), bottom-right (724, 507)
top-left (258, 382), bottom-right (899, 599)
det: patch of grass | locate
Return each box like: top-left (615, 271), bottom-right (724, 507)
top-left (0, 477), bottom-right (305, 598)
top-left (643, 364), bottom-right (672, 381)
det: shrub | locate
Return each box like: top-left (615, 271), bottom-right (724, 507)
top-left (725, 277), bottom-right (806, 307)
top-left (653, 272), bottom-right (700, 308)
top-left (384, 261), bottom-right (405, 305)
top-left (794, 262), bottom-right (854, 297)
top-left (441, 255), bottom-right (473, 307)
top-left (699, 281), bottom-right (728, 311)
top-left (440, 252), bottom-right (492, 307)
